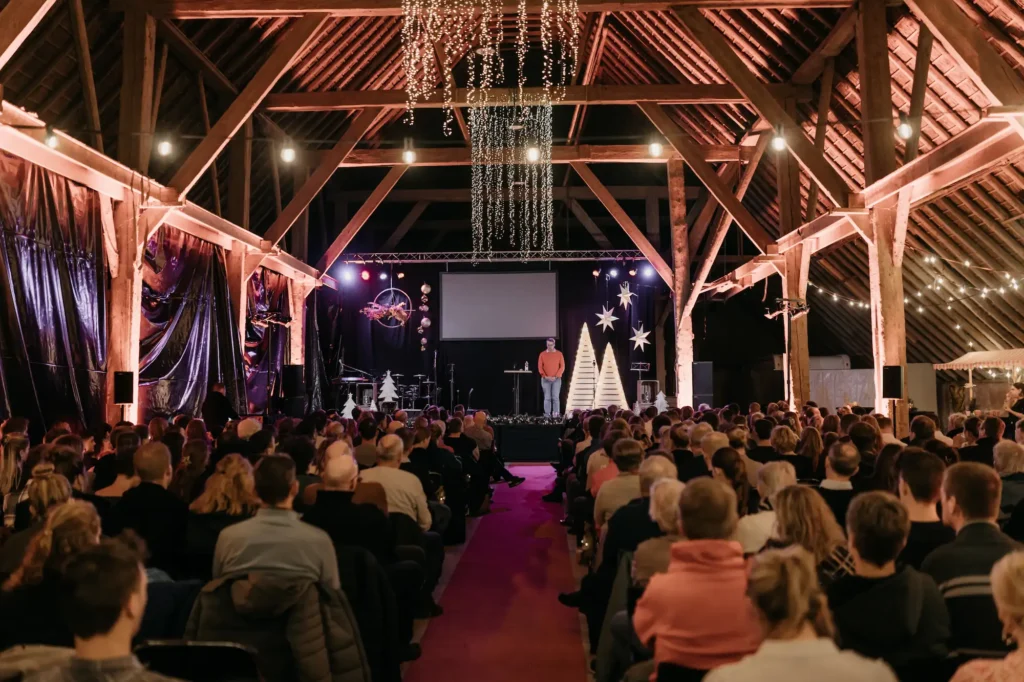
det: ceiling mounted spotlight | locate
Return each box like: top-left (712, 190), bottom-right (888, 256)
top-left (379, 272), bottom-right (388, 281)
top-left (397, 272), bottom-right (406, 279)
top-left (628, 268), bottom-right (637, 277)
top-left (642, 264), bottom-right (655, 279)
top-left (609, 268), bottom-right (619, 278)
top-left (360, 270), bottom-right (371, 281)
top-left (402, 138), bottom-right (417, 165)
top-left (280, 142), bottom-right (297, 164)
top-left (341, 267), bottom-right (355, 283)
top-left (44, 126), bottom-right (59, 149)
top-left (592, 269), bottom-right (600, 277)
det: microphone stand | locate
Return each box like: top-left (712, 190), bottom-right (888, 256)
top-left (448, 364), bottom-right (456, 413)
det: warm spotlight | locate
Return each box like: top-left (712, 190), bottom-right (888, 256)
top-left (156, 140), bottom-right (173, 157)
top-left (525, 146), bottom-right (540, 163)
top-left (648, 141), bottom-right (663, 157)
top-left (280, 144), bottom-right (297, 164)
top-left (361, 270), bottom-right (371, 281)
top-left (770, 133), bottom-right (786, 151)
top-left (397, 272), bottom-right (405, 279)
top-left (628, 269), bottom-right (637, 277)
top-left (402, 149), bottom-right (417, 164)
top-left (592, 269), bottom-right (600, 277)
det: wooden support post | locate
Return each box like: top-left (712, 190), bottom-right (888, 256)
top-left (118, 10), bottom-right (156, 174)
top-left (288, 280), bottom-right (310, 368)
top-left (292, 162), bottom-right (310, 262)
top-left (66, 0), bottom-right (103, 152)
top-left (860, 0), bottom-right (908, 435)
top-left (668, 158), bottom-right (693, 408)
top-left (224, 246), bottom-right (249, 352)
top-left (904, 26), bottom-right (932, 164)
top-left (805, 58), bottom-right (834, 221)
top-left (196, 73), bottom-right (222, 217)
top-left (0, 0), bottom-right (58, 71)
top-left (778, 98), bottom-right (809, 407)
top-left (227, 118), bottom-right (252, 229)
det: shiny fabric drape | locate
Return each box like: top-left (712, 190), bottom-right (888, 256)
top-left (305, 287), bottom-right (326, 412)
top-left (244, 268), bottom-right (289, 414)
top-left (0, 152), bottom-right (106, 434)
top-left (138, 226), bottom-right (246, 421)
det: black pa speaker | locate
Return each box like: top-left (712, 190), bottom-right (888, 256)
top-left (882, 365), bottom-right (905, 400)
top-left (113, 371), bottom-right (134, 405)
top-left (282, 364), bottom-right (305, 398)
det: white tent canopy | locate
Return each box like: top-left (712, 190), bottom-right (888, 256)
top-left (933, 349), bottom-right (1024, 371)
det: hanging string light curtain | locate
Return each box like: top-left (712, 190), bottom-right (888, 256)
top-left (470, 102), bottom-right (554, 257)
top-left (400, 0), bottom-right (579, 134)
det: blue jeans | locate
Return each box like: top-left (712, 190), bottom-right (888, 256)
top-left (541, 377), bottom-right (561, 417)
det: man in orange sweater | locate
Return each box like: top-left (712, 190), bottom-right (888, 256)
top-left (538, 337), bottom-right (565, 418)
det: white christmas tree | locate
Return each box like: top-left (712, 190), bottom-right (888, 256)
top-left (593, 342), bottom-right (628, 409)
top-left (379, 371), bottom-right (399, 403)
top-left (369, 399), bottom-right (378, 412)
top-left (565, 323), bottom-right (600, 413)
top-left (655, 391), bottom-right (669, 413)
top-left (341, 393), bottom-right (357, 419)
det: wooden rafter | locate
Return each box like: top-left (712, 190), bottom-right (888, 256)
top-left (570, 162), bottom-right (673, 287)
top-left (804, 58), bottom-right (835, 221)
top-left (903, 26), bottom-right (933, 164)
top-left (639, 102), bottom-right (772, 253)
top-left (255, 107), bottom-right (381, 277)
top-left (0, 0), bottom-right (57, 71)
top-left (168, 14), bottom-right (327, 197)
top-left (687, 163), bottom-right (739, 256)
top-left (335, 144), bottom-right (759, 167)
top-left (674, 6), bottom-right (850, 208)
top-left (789, 6), bottom-right (856, 85)
top-left (262, 83), bottom-right (812, 111)
top-left (65, 0), bottom-right (102, 152)
top-left (113, 0), bottom-right (864, 18)
top-left (318, 165), bottom-right (407, 275)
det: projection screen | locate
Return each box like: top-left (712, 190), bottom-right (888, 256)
top-left (440, 272), bottom-right (558, 340)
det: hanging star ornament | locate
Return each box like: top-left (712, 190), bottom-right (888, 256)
top-left (595, 306), bottom-right (619, 332)
top-left (630, 324), bottom-right (651, 352)
top-left (617, 282), bottom-right (637, 310)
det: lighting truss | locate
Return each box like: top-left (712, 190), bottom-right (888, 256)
top-left (338, 250), bottom-right (646, 264)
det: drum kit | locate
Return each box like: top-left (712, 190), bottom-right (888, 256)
top-left (398, 374), bottom-right (437, 409)
top-left (334, 372), bottom-right (436, 410)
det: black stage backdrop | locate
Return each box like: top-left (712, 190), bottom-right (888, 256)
top-left (319, 262), bottom-right (662, 414)
top-left (0, 152), bottom-right (106, 435)
top-left (138, 226), bottom-right (247, 422)
top-left (245, 268), bottom-right (289, 414)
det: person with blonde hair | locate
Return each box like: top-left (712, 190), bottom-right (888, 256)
top-left (735, 461), bottom-right (797, 554)
top-left (706, 546), bottom-right (897, 682)
top-left (0, 500), bottom-right (101, 648)
top-left (994, 440), bottom-right (1024, 522)
top-left (772, 425), bottom-right (812, 480)
top-left (169, 439), bottom-right (210, 504)
top-left (768, 485), bottom-right (854, 588)
top-left (633, 478), bottom-right (685, 584)
top-left (951, 550), bottom-right (1024, 681)
top-left (1, 433), bottom-right (28, 517)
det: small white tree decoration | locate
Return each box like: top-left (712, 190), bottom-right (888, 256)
top-left (655, 391), bottom-right (669, 413)
top-left (593, 342), bottom-right (628, 409)
top-left (341, 394), bottom-right (357, 419)
top-left (379, 371), bottom-right (399, 403)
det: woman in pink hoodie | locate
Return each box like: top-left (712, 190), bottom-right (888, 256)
top-left (633, 478), bottom-right (763, 674)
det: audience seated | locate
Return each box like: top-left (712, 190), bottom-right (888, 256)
top-left (817, 441), bottom-right (860, 526)
top-left (105, 442), bottom-right (188, 578)
top-left (747, 420), bottom-right (778, 465)
top-left (735, 462), bottom-right (796, 554)
top-left (766, 486), bottom-right (854, 589)
top-left (994, 441), bottom-right (1024, 522)
top-left (594, 439), bottom-right (645, 528)
top-left (213, 454), bottom-right (340, 591)
top-left (184, 454), bottom-right (259, 580)
top-left (632, 478), bottom-right (685, 585)
top-left (896, 449), bottom-right (955, 569)
top-left (633, 478), bottom-right (763, 677)
top-left (360, 435), bottom-right (432, 531)
top-left (706, 546), bottom-right (898, 682)
top-left (0, 465), bottom-right (72, 577)
top-left (828, 492), bottom-right (949, 679)
top-left (950, 550), bottom-right (1024, 682)
top-left (922, 462), bottom-right (1022, 661)
top-left (771, 426), bottom-right (813, 480)
top-left (958, 417), bottom-right (1003, 468)
top-left (711, 447), bottom-right (754, 517)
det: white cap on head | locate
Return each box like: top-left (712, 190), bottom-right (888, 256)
top-left (238, 418), bottom-right (262, 441)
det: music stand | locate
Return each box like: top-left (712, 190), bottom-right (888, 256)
top-left (504, 369), bottom-right (532, 415)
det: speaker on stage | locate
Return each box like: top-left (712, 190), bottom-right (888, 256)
top-left (282, 365), bottom-right (305, 398)
top-left (882, 366), bottom-right (904, 400)
top-left (113, 372), bottom-right (134, 405)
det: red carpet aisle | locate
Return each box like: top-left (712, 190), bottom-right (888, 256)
top-left (405, 464), bottom-right (589, 682)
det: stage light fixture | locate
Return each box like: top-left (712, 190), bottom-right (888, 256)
top-left (402, 137), bottom-right (417, 164)
top-left (379, 272), bottom-right (388, 281)
top-left (896, 116), bottom-right (914, 141)
top-left (609, 268), bottom-right (619, 278)
top-left (44, 127), bottom-right (59, 149)
top-left (525, 146), bottom-right (540, 163)
top-left (648, 141), bottom-right (663, 157)
top-left (397, 272), bottom-right (405, 279)
top-left (642, 265), bottom-right (655, 279)
top-left (341, 267), bottom-right (355, 283)
top-left (628, 268), bottom-right (637, 277)
top-left (156, 139), bottom-right (173, 157)
top-left (280, 143), bottom-right (297, 164)
top-left (770, 132), bottom-right (786, 151)
top-left (592, 269), bottom-right (600, 277)
top-left (360, 270), bottom-right (371, 281)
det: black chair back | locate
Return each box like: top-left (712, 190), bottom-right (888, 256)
top-left (134, 640), bottom-right (261, 682)
top-left (657, 662), bottom-right (708, 682)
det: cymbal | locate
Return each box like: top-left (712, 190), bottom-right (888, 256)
top-left (392, 374), bottom-right (404, 378)
top-left (413, 374), bottom-right (426, 378)
top-left (422, 380), bottom-right (435, 384)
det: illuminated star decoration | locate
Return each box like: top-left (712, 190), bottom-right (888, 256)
top-left (630, 324), bottom-right (651, 352)
top-left (595, 306), bottom-right (619, 332)
top-left (617, 282), bottom-right (637, 310)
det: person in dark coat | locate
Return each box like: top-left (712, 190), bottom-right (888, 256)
top-left (105, 442), bottom-right (188, 578)
top-left (829, 492), bottom-right (949, 680)
top-left (200, 383), bottom-right (240, 437)
top-left (957, 417), bottom-right (1003, 468)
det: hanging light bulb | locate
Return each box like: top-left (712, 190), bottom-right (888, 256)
top-left (648, 141), bottom-right (663, 157)
top-left (771, 131), bottom-right (786, 151)
top-left (964, 259), bottom-right (971, 267)
top-left (936, 277), bottom-right (944, 285)
top-left (896, 115), bottom-right (914, 141)
top-left (525, 146), bottom-right (540, 163)
top-left (917, 306), bottom-right (924, 313)
top-left (280, 142), bottom-right (297, 164)
top-left (955, 324), bottom-right (961, 330)
top-left (903, 297), bottom-right (909, 304)
top-left (156, 139), bottom-right (173, 157)
top-left (969, 341), bottom-right (975, 347)
top-left (959, 286), bottom-right (966, 294)
top-left (44, 126), bottom-right (59, 149)
top-left (402, 137), bottom-right (416, 164)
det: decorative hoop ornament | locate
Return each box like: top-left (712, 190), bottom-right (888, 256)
top-left (368, 287), bottom-right (413, 328)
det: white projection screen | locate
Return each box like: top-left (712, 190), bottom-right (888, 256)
top-left (440, 272), bottom-right (558, 340)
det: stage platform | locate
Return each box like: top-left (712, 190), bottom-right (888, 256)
top-left (495, 422), bottom-right (562, 462)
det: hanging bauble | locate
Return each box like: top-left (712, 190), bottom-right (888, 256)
top-left (421, 284), bottom-right (432, 294)
top-left (421, 294), bottom-right (428, 303)
top-left (421, 337), bottom-right (428, 345)
top-left (420, 318), bottom-right (432, 329)
top-left (417, 327), bottom-right (424, 335)
top-left (421, 345), bottom-right (427, 351)
top-left (418, 304), bottom-right (429, 312)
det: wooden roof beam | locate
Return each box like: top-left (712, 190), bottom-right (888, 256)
top-left (0, 0), bottom-right (58, 71)
top-left (263, 83), bottom-right (812, 111)
top-left (335, 186), bottom-right (690, 202)
top-left (790, 6), bottom-right (856, 85)
top-left (113, 1), bottom-right (863, 19)
top-left (168, 14), bottom-right (327, 198)
top-left (570, 162), bottom-right (673, 287)
top-left (674, 6), bottom-right (850, 208)
top-left (335, 144), bottom-right (757, 167)
top-left (318, 165), bottom-right (407, 275)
